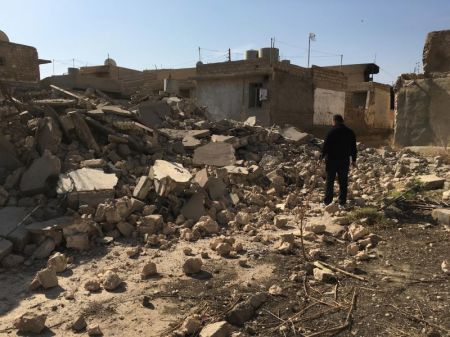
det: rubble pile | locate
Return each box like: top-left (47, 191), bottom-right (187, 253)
top-left (0, 85), bottom-right (449, 259)
top-left (1, 85), bottom-right (450, 336)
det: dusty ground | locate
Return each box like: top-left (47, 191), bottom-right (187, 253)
top-left (0, 202), bottom-right (449, 337)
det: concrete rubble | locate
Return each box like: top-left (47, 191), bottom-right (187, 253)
top-left (0, 86), bottom-right (449, 336)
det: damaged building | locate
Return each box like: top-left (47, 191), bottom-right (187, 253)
top-left (394, 29), bottom-right (450, 147)
top-left (42, 59), bottom-right (196, 98)
top-left (0, 30), bottom-right (50, 90)
top-left (194, 48), bottom-right (393, 137)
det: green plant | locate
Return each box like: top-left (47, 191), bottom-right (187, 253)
top-left (349, 207), bottom-right (391, 226)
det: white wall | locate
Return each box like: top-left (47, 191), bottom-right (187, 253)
top-left (313, 88), bottom-right (346, 125)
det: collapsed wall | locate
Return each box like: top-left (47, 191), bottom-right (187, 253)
top-left (394, 30), bottom-right (450, 147)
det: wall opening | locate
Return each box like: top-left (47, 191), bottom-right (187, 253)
top-left (351, 91), bottom-right (368, 109)
top-left (249, 82), bottom-right (263, 108)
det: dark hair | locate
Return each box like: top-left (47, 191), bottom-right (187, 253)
top-left (333, 114), bottom-right (344, 124)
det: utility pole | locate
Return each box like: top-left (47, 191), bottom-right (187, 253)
top-left (307, 33), bottom-right (316, 68)
top-left (228, 48), bottom-right (231, 62)
top-left (52, 59), bottom-right (54, 75)
top-left (72, 58), bottom-right (75, 68)
top-left (198, 47), bottom-right (201, 62)
top-left (340, 54), bottom-right (343, 68)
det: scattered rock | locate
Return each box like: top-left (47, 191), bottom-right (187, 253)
top-left (84, 279), bottom-right (101, 292)
top-left (87, 324), bottom-right (103, 336)
top-left (35, 267), bottom-right (59, 289)
top-left (48, 252), bottom-right (68, 272)
top-left (141, 261), bottom-right (158, 279)
top-left (200, 321), bottom-right (233, 337)
top-left (71, 315), bottom-right (87, 332)
top-left (14, 313), bottom-right (47, 334)
top-left (183, 257), bottom-right (202, 275)
top-left (102, 270), bottom-right (122, 291)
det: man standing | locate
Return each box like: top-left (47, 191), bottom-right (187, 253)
top-left (321, 114), bottom-right (357, 207)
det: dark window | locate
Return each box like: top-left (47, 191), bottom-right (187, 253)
top-left (351, 92), bottom-right (367, 109)
top-left (0, 57), bottom-right (4, 66)
top-left (249, 83), bottom-right (263, 108)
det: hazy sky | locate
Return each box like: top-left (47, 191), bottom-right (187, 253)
top-left (1, 0), bottom-right (449, 84)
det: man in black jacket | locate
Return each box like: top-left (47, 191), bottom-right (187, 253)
top-left (321, 114), bottom-right (357, 207)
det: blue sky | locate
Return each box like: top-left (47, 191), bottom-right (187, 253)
top-left (1, 0), bottom-right (449, 84)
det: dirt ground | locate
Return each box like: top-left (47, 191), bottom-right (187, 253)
top-left (0, 202), bottom-right (449, 337)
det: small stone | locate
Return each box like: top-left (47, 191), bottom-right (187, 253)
top-left (274, 215), bottom-right (289, 228)
top-left (14, 313), bottom-right (47, 334)
top-left (36, 267), bottom-right (58, 289)
top-left (441, 260), bottom-right (450, 275)
top-left (71, 315), bottom-right (87, 332)
top-left (141, 262), bottom-right (158, 279)
top-left (102, 270), bottom-right (122, 291)
top-left (183, 257), bottom-right (202, 275)
top-left (313, 267), bottom-right (337, 283)
top-left (268, 284), bottom-right (283, 296)
top-left (84, 279), bottom-right (101, 292)
top-left (341, 259), bottom-right (356, 272)
top-left (87, 324), bottom-right (103, 336)
top-left (47, 252), bottom-right (68, 273)
top-left (183, 247), bottom-right (193, 255)
top-left (116, 221), bottom-right (135, 237)
top-left (305, 223), bottom-right (326, 234)
top-left (346, 243), bottom-right (359, 256)
top-left (348, 223), bottom-right (369, 241)
top-left (216, 243), bottom-right (232, 257)
top-left (238, 259), bottom-right (248, 267)
top-left (200, 321), bottom-right (233, 337)
top-left (180, 316), bottom-right (202, 335)
top-left (126, 246), bottom-right (140, 258)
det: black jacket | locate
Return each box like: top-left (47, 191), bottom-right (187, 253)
top-left (322, 124), bottom-right (357, 162)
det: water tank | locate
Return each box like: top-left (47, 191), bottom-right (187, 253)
top-left (104, 58), bottom-right (117, 66)
top-left (245, 49), bottom-right (259, 60)
top-left (259, 47), bottom-right (279, 62)
top-left (0, 30), bottom-right (10, 43)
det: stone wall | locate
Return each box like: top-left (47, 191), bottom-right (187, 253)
top-left (394, 75), bottom-right (450, 146)
top-left (423, 30), bottom-right (450, 75)
top-left (0, 41), bottom-right (40, 83)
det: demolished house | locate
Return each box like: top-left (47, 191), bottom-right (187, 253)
top-left (394, 29), bottom-right (450, 146)
top-left (0, 30), bottom-right (50, 90)
top-left (42, 59), bottom-right (196, 98)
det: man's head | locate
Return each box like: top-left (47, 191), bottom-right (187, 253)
top-left (332, 114), bottom-right (344, 126)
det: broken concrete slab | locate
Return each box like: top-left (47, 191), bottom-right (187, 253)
top-left (280, 126), bottom-right (313, 143)
top-left (182, 135), bottom-right (201, 149)
top-left (68, 111), bottom-right (101, 154)
top-left (133, 176), bottom-right (152, 200)
top-left (57, 168), bottom-right (118, 208)
top-left (20, 150), bottom-right (61, 195)
top-left (149, 160), bottom-right (192, 196)
top-left (206, 177), bottom-right (227, 201)
top-left (417, 174), bottom-right (445, 190)
top-left (193, 142), bottom-right (236, 167)
top-left (101, 105), bottom-right (135, 117)
top-left (159, 128), bottom-right (210, 140)
top-left (432, 208), bottom-right (450, 226)
top-left (199, 321), bottom-right (232, 337)
top-left (35, 116), bottom-right (62, 154)
top-left (26, 217), bottom-right (74, 235)
top-left (211, 135), bottom-right (239, 147)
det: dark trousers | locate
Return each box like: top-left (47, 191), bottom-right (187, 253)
top-left (324, 159), bottom-right (350, 205)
